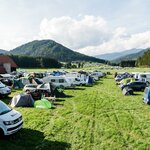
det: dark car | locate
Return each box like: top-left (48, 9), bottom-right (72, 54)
top-left (121, 81), bottom-right (148, 91)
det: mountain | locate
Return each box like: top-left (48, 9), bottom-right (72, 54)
top-left (0, 49), bottom-right (7, 54)
top-left (111, 48), bottom-right (149, 64)
top-left (9, 40), bottom-right (106, 63)
top-left (95, 48), bottom-right (143, 60)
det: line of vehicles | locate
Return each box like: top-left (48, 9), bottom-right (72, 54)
top-left (115, 72), bottom-right (150, 104)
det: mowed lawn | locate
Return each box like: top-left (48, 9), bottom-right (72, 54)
top-left (0, 75), bottom-right (150, 150)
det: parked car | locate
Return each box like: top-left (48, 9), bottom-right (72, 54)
top-left (121, 81), bottom-right (148, 91)
top-left (0, 81), bottom-right (11, 97)
top-left (143, 87), bottom-right (150, 104)
top-left (23, 84), bottom-right (38, 92)
top-left (0, 100), bottom-right (23, 136)
top-left (23, 83), bottom-right (56, 98)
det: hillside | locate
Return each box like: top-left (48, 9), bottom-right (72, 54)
top-left (95, 48), bottom-right (143, 60)
top-left (111, 48), bottom-right (149, 64)
top-left (9, 40), bottom-right (106, 63)
top-left (0, 49), bottom-right (7, 54)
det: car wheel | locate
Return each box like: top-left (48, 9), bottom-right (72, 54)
top-left (59, 85), bottom-right (64, 89)
top-left (26, 90), bottom-right (30, 93)
top-left (141, 88), bottom-right (145, 92)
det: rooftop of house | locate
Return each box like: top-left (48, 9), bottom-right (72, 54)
top-left (0, 55), bottom-right (17, 68)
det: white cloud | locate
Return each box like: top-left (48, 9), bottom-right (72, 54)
top-left (39, 15), bottom-right (150, 56)
top-left (39, 16), bottom-right (111, 49)
top-left (78, 31), bottom-right (150, 56)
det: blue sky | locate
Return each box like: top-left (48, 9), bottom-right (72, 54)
top-left (0, 0), bottom-right (150, 55)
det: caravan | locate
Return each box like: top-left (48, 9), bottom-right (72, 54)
top-left (42, 76), bottom-right (74, 88)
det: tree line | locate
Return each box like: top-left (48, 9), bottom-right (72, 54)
top-left (136, 50), bottom-right (150, 67)
top-left (9, 55), bottom-right (62, 68)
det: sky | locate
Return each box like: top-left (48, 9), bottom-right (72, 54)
top-left (0, 0), bottom-right (150, 56)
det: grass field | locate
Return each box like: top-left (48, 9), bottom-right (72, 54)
top-left (0, 74), bottom-right (150, 150)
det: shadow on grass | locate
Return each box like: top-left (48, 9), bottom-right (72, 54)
top-left (66, 87), bottom-right (85, 90)
top-left (56, 99), bottom-right (65, 102)
top-left (0, 96), bottom-right (12, 105)
top-left (133, 93), bottom-right (143, 96)
top-left (61, 95), bottom-right (74, 98)
top-left (0, 128), bottom-right (71, 150)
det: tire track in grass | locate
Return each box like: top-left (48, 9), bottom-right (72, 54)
top-left (89, 89), bottom-right (99, 149)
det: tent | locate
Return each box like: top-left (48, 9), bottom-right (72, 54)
top-left (10, 93), bottom-right (34, 107)
top-left (34, 99), bottom-right (52, 109)
top-left (86, 76), bottom-right (94, 85)
top-left (13, 79), bottom-right (24, 89)
top-left (122, 87), bottom-right (134, 96)
top-left (143, 87), bottom-right (150, 104)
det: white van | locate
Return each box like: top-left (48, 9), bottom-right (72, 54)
top-left (0, 81), bottom-right (11, 97)
top-left (0, 100), bottom-right (23, 136)
top-left (137, 73), bottom-right (150, 83)
top-left (42, 76), bottom-right (74, 88)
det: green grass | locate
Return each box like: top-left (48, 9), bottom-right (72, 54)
top-left (0, 75), bottom-right (150, 150)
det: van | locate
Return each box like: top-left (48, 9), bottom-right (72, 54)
top-left (137, 73), bottom-right (150, 83)
top-left (42, 76), bottom-right (74, 88)
top-left (0, 100), bottom-right (23, 136)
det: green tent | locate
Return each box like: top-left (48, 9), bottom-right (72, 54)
top-left (34, 99), bottom-right (52, 109)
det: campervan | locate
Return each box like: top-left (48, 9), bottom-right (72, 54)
top-left (42, 76), bottom-right (74, 88)
top-left (0, 100), bottom-right (23, 136)
top-left (137, 73), bottom-right (150, 83)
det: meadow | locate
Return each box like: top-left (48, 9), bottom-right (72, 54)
top-left (0, 68), bottom-right (150, 150)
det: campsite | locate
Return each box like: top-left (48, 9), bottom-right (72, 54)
top-left (0, 67), bottom-right (149, 150)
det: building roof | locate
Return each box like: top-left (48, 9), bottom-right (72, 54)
top-left (0, 66), bottom-right (6, 74)
top-left (0, 55), bottom-right (17, 68)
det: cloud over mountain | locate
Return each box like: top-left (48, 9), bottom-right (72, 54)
top-left (39, 15), bottom-right (150, 56)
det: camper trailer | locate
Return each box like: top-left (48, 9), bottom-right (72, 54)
top-left (42, 76), bottom-right (74, 88)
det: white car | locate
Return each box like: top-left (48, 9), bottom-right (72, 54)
top-left (0, 81), bottom-right (11, 97)
top-left (23, 84), bottom-right (38, 92)
top-left (0, 100), bottom-right (23, 136)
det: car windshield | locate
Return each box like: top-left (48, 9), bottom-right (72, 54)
top-left (0, 101), bottom-right (12, 115)
top-left (0, 82), bottom-right (5, 88)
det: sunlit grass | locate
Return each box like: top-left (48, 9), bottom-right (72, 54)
top-left (0, 73), bottom-right (149, 150)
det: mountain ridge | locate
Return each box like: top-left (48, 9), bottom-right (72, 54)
top-left (0, 49), bottom-right (7, 54)
top-left (111, 48), bottom-right (149, 64)
top-left (9, 39), bottom-right (106, 63)
top-left (95, 48), bottom-right (143, 60)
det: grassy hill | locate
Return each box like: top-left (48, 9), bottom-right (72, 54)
top-left (9, 40), bottom-right (106, 63)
